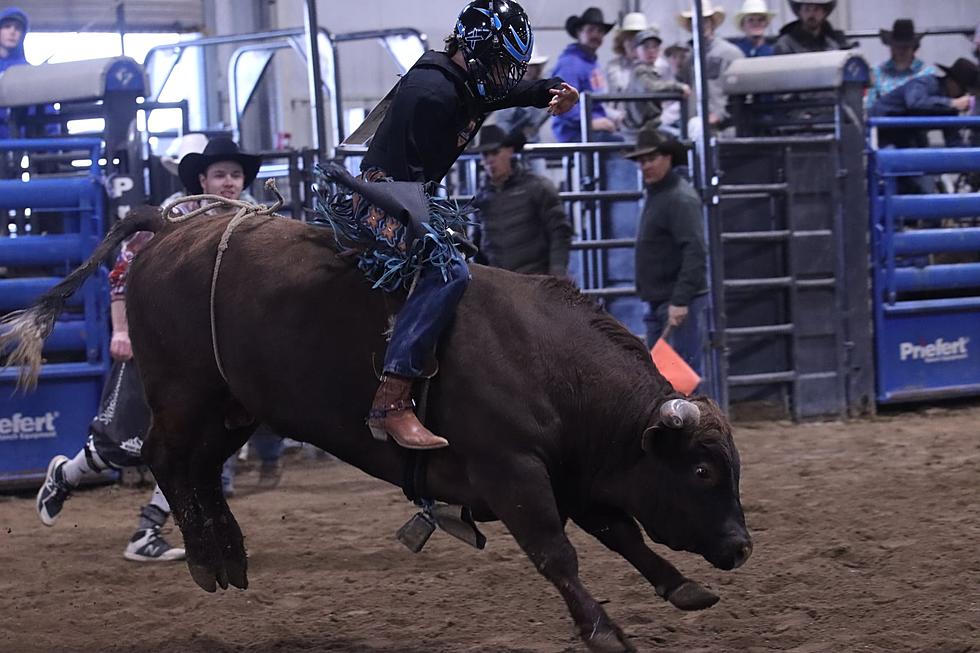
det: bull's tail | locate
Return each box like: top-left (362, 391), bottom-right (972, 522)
top-left (0, 206), bottom-right (165, 391)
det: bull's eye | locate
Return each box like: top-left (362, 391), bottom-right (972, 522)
top-left (694, 464), bottom-right (713, 482)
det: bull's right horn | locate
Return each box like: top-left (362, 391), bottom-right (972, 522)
top-left (659, 399), bottom-right (701, 429)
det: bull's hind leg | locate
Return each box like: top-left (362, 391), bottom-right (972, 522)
top-left (141, 391), bottom-right (253, 592)
top-left (470, 463), bottom-right (635, 653)
top-left (574, 510), bottom-right (720, 611)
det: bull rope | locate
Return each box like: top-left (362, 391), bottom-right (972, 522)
top-left (159, 179), bottom-right (284, 384)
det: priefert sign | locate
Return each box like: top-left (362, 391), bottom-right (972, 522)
top-left (0, 411), bottom-right (60, 441)
top-left (899, 337), bottom-right (970, 364)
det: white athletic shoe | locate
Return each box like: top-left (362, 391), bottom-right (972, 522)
top-left (123, 527), bottom-right (186, 562)
top-left (36, 455), bottom-right (73, 526)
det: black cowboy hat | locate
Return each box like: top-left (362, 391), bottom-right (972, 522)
top-left (623, 128), bottom-right (689, 167)
top-left (788, 0), bottom-right (835, 17)
top-left (880, 19), bottom-right (922, 48)
top-left (178, 137), bottom-right (262, 195)
top-left (938, 58), bottom-right (980, 92)
top-left (565, 7), bottom-right (614, 40)
top-left (468, 124), bottom-right (527, 153)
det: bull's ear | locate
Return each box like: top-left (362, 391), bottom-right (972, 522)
top-left (641, 425), bottom-right (658, 453)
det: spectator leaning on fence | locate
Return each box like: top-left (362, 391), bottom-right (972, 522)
top-left (866, 20), bottom-right (938, 108)
top-left (676, 1), bottom-right (744, 134)
top-left (773, 0), bottom-right (852, 54)
top-left (552, 6), bottom-right (618, 142)
top-left (470, 125), bottom-right (572, 277)
top-left (623, 28), bottom-right (691, 140)
top-left (626, 127), bottom-right (708, 378)
top-left (870, 58), bottom-right (978, 149)
top-left (732, 0), bottom-right (776, 58)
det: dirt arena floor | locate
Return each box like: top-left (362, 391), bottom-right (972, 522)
top-left (1, 402), bottom-right (978, 653)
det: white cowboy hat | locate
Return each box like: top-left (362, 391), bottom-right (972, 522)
top-left (160, 133), bottom-right (209, 177)
top-left (529, 45), bottom-right (548, 66)
top-left (619, 12), bottom-right (648, 33)
top-left (735, 0), bottom-right (775, 25)
top-left (677, 1), bottom-right (726, 32)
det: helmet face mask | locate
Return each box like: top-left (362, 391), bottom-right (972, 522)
top-left (455, 0), bottom-right (533, 102)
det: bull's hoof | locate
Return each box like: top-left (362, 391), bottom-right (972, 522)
top-left (666, 580), bottom-right (719, 611)
top-left (584, 631), bottom-right (636, 653)
top-left (582, 619), bottom-right (636, 653)
top-left (226, 555), bottom-right (248, 590)
top-left (189, 562), bottom-right (218, 593)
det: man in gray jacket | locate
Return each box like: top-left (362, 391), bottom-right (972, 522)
top-left (626, 127), bottom-right (708, 376)
top-left (471, 125), bottom-right (573, 276)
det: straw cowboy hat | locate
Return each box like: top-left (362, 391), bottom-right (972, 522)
top-left (160, 133), bottom-right (208, 177)
top-left (619, 12), bottom-right (648, 34)
top-left (677, 1), bottom-right (726, 32)
top-left (735, 0), bottom-right (775, 25)
top-left (529, 45), bottom-right (548, 66)
top-left (624, 128), bottom-right (689, 167)
top-left (178, 137), bottom-right (262, 195)
top-left (565, 7), bottom-right (614, 39)
top-left (879, 19), bottom-right (923, 48)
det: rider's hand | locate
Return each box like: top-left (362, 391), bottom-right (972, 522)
top-left (110, 330), bottom-right (133, 361)
top-left (548, 83), bottom-right (580, 116)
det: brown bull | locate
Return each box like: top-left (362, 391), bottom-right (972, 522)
top-left (1, 207), bottom-right (751, 653)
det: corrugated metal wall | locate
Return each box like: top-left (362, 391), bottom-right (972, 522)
top-left (12, 1), bottom-right (204, 32)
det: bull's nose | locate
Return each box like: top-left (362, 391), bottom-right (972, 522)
top-left (732, 540), bottom-right (753, 569)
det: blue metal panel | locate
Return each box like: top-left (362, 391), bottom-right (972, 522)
top-left (0, 277), bottom-right (85, 312)
top-left (0, 136), bottom-right (109, 488)
top-left (876, 309), bottom-right (980, 403)
top-left (869, 116), bottom-right (980, 130)
top-left (887, 193), bottom-right (980, 221)
top-left (0, 373), bottom-right (103, 486)
top-left (0, 177), bottom-right (101, 210)
top-left (875, 148), bottom-right (980, 175)
top-left (0, 234), bottom-right (91, 266)
top-left (892, 263), bottom-right (980, 293)
top-left (893, 228), bottom-right (980, 255)
top-left (884, 296), bottom-right (980, 314)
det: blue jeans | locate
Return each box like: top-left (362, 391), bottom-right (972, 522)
top-left (383, 252), bottom-right (470, 378)
top-left (644, 293), bottom-right (709, 379)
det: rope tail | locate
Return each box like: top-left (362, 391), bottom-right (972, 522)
top-left (0, 206), bottom-right (165, 391)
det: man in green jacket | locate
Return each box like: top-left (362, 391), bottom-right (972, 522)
top-left (471, 125), bottom-right (573, 276)
top-left (626, 128), bottom-right (708, 376)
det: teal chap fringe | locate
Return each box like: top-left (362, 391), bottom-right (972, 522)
top-left (312, 166), bottom-right (471, 293)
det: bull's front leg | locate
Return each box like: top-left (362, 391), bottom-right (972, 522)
top-left (470, 462), bottom-right (635, 653)
top-left (574, 510), bottom-right (719, 611)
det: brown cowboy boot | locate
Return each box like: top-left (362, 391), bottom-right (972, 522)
top-left (367, 375), bottom-right (449, 450)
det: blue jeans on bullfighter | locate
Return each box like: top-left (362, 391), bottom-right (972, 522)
top-left (644, 293), bottom-right (709, 379)
top-left (383, 252), bottom-right (470, 378)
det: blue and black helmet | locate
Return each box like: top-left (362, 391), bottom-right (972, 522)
top-left (454, 0), bottom-right (533, 102)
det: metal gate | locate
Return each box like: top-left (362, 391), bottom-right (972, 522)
top-left (868, 116), bottom-right (980, 402)
top-left (0, 138), bottom-right (109, 487)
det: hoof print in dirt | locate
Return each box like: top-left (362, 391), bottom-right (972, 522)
top-left (666, 580), bottom-right (720, 611)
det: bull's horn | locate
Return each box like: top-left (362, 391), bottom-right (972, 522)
top-left (659, 399), bottom-right (701, 429)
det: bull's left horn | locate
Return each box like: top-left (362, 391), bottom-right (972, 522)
top-left (660, 399), bottom-right (701, 429)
